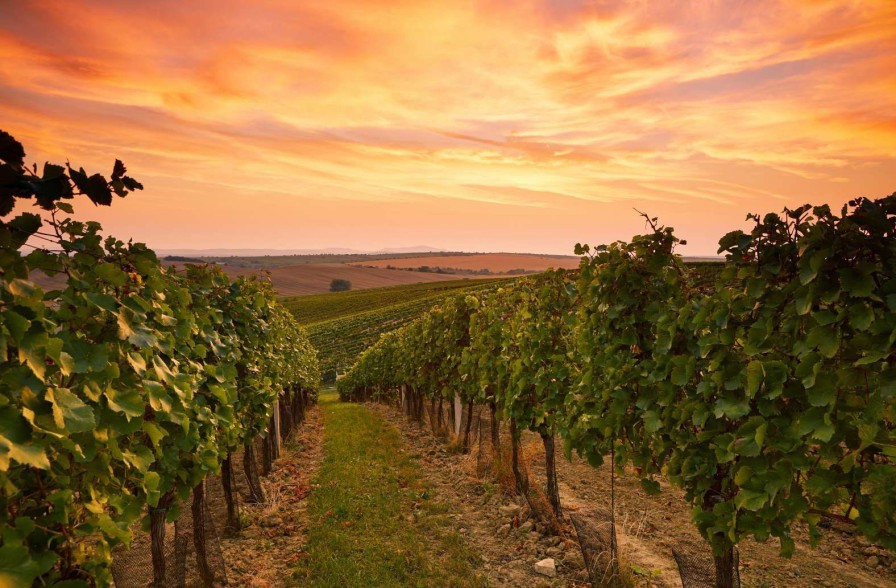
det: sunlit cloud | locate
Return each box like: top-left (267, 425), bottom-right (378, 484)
top-left (1, 0), bottom-right (893, 254)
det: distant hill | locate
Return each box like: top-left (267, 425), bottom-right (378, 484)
top-left (156, 246), bottom-right (446, 257)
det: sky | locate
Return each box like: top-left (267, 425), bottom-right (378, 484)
top-left (1, 0), bottom-right (894, 256)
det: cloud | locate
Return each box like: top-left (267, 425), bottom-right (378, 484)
top-left (0, 0), bottom-right (893, 254)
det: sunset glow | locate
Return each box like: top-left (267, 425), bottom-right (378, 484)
top-left (2, 0), bottom-right (894, 254)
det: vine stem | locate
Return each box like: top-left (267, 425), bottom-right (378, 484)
top-left (610, 443), bottom-right (617, 560)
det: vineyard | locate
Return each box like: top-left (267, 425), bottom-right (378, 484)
top-left (290, 267), bottom-right (724, 383)
top-left (3, 124), bottom-right (895, 588)
top-left (289, 278), bottom-right (515, 381)
top-left (338, 200), bottom-right (896, 586)
top-left (283, 278), bottom-right (512, 325)
top-left (0, 131), bottom-right (319, 586)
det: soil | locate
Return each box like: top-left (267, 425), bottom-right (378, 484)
top-left (366, 401), bottom-right (896, 588)
top-left (366, 401), bottom-right (592, 587)
top-left (29, 263), bottom-right (481, 297)
top-left (177, 397), bottom-right (895, 588)
top-left (537, 438), bottom-right (896, 588)
top-left (219, 404), bottom-right (325, 587)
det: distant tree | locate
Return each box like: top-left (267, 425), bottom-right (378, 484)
top-left (330, 278), bottom-right (352, 292)
top-left (164, 255), bottom-right (205, 263)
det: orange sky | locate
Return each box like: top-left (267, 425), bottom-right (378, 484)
top-left (2, 0), bottom-right (894, 255)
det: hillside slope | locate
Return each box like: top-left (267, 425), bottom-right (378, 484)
top-left (290, 279), bottom-right (514, 381)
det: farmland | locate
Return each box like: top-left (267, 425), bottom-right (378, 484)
top-left (3, 126), bottom-right (894, 588)
top-left (289, 278), bottom-right (514, 380)
top-left (361, 252), bottom-right (581, 273)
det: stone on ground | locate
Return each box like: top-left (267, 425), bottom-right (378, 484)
top-left (534, 558), bottom-right (556, 578)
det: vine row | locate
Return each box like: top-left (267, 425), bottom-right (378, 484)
top-left (338, 195), bottom-right (896, 587)
top-left (0, 130), bottom-right (320, 586)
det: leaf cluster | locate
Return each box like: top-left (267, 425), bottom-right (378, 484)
top-left (339, 195), bottom-right (896, 561)
top-left (0, 131), bottom-right (319, 585)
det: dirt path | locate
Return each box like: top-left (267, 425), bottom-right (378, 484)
top-left (219, 397), bottom-right (894, 587)
top-left (220, 403), bottom-right (325, 587)
top-left (290, 393), bottom-right (487, 587)
top-left (367, 402), bottom-right (591, 587)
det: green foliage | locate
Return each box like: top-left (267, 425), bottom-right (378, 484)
top-left (339, 196), bottom-right (896, 567)
top-left (329, 278), bottom-right (352, 292)
top-left (295, 279), bottom-right (511, 381)
top-left (284, 278), bottom-right (509, 326)
top-left (0, 130), bottom-right (319, 584)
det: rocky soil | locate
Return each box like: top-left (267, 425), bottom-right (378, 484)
top-left (368, 401), bottom-right (896, 588)
top-left (219, 405), bottom-right (325, 587)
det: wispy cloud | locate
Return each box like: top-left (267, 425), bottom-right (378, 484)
top-left (1, 0), bottom-right (893, 254)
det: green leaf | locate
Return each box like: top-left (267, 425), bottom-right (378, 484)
top-left (0, 545), bottom-right (42, 588)
top-left (641, 479), bottom-right (661, 494)
top-left (46, 387), bottom-right (95, 434)
top-left (714, 396), bottom-right (750, 420)
top-left (643, 410), bottom-right (661, 433)
top-left (105, 387), bottom-right (144, 419)
top-left (799, 263), bottom-right (818, 285)
top-left (734, 488), bottom-right (768, 511)
top-left (127, 351), bottom-right (147, 375)
top-left (3, 311), bottom-right (29, 344)
top-left (31, 163), bottom-right (73, 208)
top-left (7, 278), bottom-right (40, 301)
top-left (117, 309), bottom-right (158, 348)
top-left (839, 267), bottom-right (875, 298)
top-left (848, 303), bottom-right (874, 332)
top-left (880, 368), bottom-right (896, 399)
top-left (0, 130), bottom-right (26, 167)
top-left (807, 373), bottom-right (837, 407)
top-left (796, 353), bottom-right (822, 388)
top-left (143, 471), bottom-right (161, 498)
top-left (18, 329), bottom-right (47, 382)
top-left (0, 407), bottom-right (50, 469)
top-left (142, 421), bottom-right (166, 449)
top-left (68, 166), bottom-right (112, 206)
top-left (755, 421), bottom-right (768, 448)
top-left (779, 535), bottom-right (795, 558)
top-left (762, 361), bottom-right (788, 398)
top-left (94, 263), bottom-right (127, 287)
top-left (122, 445), bottom-right (154, 473)
top-left (746, 360), bottom-right (763, 397)
top-left (6, 213), bottom-right (42, 248)
top-left (807, 324), bottom-right (839, 358)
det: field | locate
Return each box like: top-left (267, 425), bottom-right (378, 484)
top-left (31, 254), bottom-right (718, 298)
top-left (290, 278), bottom-right (514, 380)
top-left (283, 278), bottom-right (511, 325)
top-left (362, 252), bottom-right (581, 273)
top-left (161, 251), bottom-right (480, 269)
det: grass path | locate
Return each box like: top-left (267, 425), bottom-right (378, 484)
top-left (292, 392), bottom-right (486, 587)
